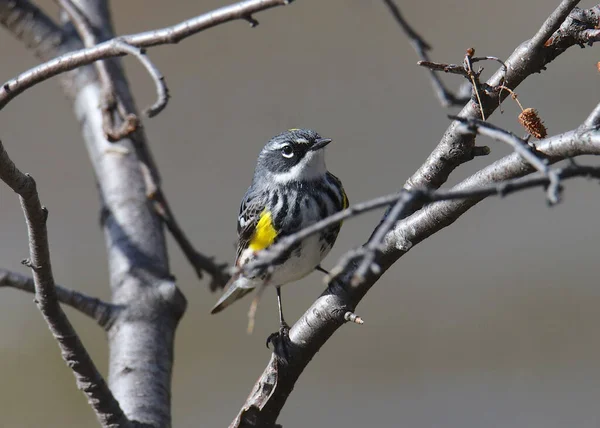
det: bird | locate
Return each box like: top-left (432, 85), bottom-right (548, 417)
top-left (210, 128), bottom-right (348, 340)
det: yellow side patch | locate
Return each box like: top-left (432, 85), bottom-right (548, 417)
top-left (342, 187), bottom-right (349, 209)
top-left (249, 210), bottom-right (278, 251)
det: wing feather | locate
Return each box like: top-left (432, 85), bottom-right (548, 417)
top-left (235, 188), bottom-right (268, 264)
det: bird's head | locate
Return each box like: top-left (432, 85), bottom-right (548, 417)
top-left (255, 128), bottom-right (332, 184)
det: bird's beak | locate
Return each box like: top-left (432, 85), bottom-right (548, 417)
top-left (310, 138), bottom-right (332, 151)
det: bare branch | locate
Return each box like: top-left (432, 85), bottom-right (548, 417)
top-left (405, 0), bottom-right (588, 192)
top-left (56, 0), bottom-right (168, 140)
top-left (0, 140), bottom-right (130, 428)
top-left (341, 191), bottom-right (416, 287)
top-left (0, 268), bottom-right (119, 328)
top-left (418, 53), bottom-right (508, 121)
top-left (239, 193), bottom-right (409, 278)
top-left (55, 0), bottom-right (96, 46)
top-left (584, 101), bottom-right (600, 129)
top-left (450, 116), bottom-right (562, 203)
top-left (0, 0), bottom-right (293, 111)
top-left (108, 40), bottom-right (169, 118)
top-left (530, 0), bottom-right (582, 48)
top-left (0, 0), bottom-right (68, 60)
top-left (382, 0), bottom-right (470, 106)
top-left (417, 60), bottom-right (470, 76)
top-left (56, 0), bottom-right (132, 140)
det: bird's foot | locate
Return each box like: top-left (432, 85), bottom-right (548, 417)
top-left (266, 321), bottom-right (292, 363)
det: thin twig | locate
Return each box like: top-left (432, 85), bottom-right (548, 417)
top-left (462, 50), bottom-right (509, 121)
top-left (0, 268), bottom-right (120, 329)
top-left (0, 0), bottom-right (293, 111)
top-left (417, 60), bottom-right (469, 76)
top-left (55, 0), bottom-right (133, 140)
top-left (239, 193), bottom-right (408, 277)
top-left (584, 101), bottom-right (600, 129)
top-left (110, 40), bottom-right (169, 118)
top-left (55, 0), bottom-right (95, 46)
top-left (56, 0), bottom-right (169, 138)
top-left (150, 189), bottom-right (230, 291)
top-left (0, 140), bottom-right (130, 428)
top-left (328, 191), bottom-right (416, 286)
top-left (138, 161), bottom-right (230, 290)
top-left (451, 116), bottom-right (562, 203)
top-left (382, 0), bottom-right (469, 106)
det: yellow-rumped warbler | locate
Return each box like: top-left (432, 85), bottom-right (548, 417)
top-left (211, 129), bottom-right (348, 334)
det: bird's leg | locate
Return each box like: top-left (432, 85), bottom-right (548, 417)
top-left (276, 285), bottom-right (289, 330)
top-left (315, 264), bottom-right (329, 275)
top-left (266, 286), bottom-right (292, 362)
top-left (316, 265), bottom-right (337, 294)
top-left (315, 265), bottom-right (329, 275)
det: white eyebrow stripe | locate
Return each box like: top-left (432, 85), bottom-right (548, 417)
top-left (271, 138), bottom-right (309, 150)
top-left (271, 142), bottom-right (290, 150)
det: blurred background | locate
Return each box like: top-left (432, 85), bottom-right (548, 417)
top-left (1, 0), bottom-right (600, 427)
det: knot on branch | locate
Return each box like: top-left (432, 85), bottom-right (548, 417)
top-left (156, 279), bottom-right (187, 320)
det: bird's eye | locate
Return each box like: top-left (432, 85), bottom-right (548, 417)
top-left (281, 145), bottom-right (294, 158)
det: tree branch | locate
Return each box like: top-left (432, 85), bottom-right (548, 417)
top-left (382, 0), bottom-right (470, 106)
top-left (0, 268), bottom-right (119, 328)
top-left (405, 0), bottom-right (587, 192)
top-left (55, 1), bottom-right (184, 425)
top-left (0, 0), bottom-right (68, 60)
top-left (0, 0), bottom-right (293, 112)
top-left (0, 140), bottom-right (130, 428)
top-left (449, 116), bottom-right (562, 203)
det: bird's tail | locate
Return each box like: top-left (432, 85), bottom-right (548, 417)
top-left (210, 276), bottom-right (254, 314)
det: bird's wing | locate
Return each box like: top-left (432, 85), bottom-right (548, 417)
top-left (234, 187), bottom-right (271, 265)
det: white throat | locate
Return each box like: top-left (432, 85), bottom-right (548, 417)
top-left (272, 150), bottom-right (327, 183)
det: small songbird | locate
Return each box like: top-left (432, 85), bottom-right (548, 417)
top-left (211, 129), bottom-right (348, 337)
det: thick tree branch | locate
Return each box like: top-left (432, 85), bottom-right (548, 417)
top-left (405, 0), bottom-right (590, 192)
top-left (57, 1), bottom-right (184, 426)
top-left (47, 0), bottom-right (269, 423)
top-left (0, 140), bottom-right (130, 428)
top-left (530, 0), bottom-right (582, 47)
top-left (0, 0), bottom-right (293, 111)
top-left (0, 268), bottom-right (119, 328)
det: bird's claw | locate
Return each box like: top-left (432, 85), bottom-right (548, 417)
top-left (266, 322), bottom-right (291, 363)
